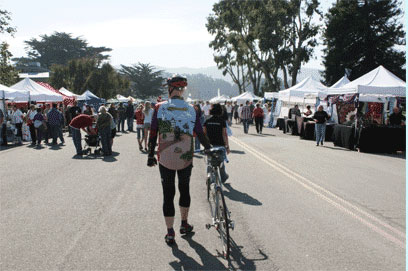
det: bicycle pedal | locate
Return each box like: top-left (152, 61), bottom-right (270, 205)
top-left (205, 223), bottom-right (212, 230)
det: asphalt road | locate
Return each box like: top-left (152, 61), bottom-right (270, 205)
top-left (0, 123), bottom-right (405, 270)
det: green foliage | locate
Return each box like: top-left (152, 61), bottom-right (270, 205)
top-left (0, 42), bottom-right (19, 85)
top-left (207, 0), bottom-right (321, 93)
top-left (15, 32), bottom-right (112, 69)
top-left (0, 9), bottom-right (18, 85)
top-left (50, 58), bottom-right (129, 99)
top-left (0, 9), bottom-right (16, 36)
top-left (322, 0), bottom-right (406, 85)
top-left (119, 63), bottom-right (165, 100)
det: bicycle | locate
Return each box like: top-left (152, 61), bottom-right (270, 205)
top-left (202, 146), bottom-right (235, 259)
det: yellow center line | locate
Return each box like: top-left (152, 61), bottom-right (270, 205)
top-left (230, 136), bottom-right (406, 249)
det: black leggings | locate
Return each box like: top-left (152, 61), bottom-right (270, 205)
top-left (255, 117), bottom-right (263, 133)
top-left (159, 164), bottom-right (193, 217)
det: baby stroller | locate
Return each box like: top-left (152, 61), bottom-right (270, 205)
top-left (83, 126), bottom-right (102, 155)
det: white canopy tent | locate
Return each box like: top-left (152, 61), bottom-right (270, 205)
top-left (330, 76), bottom-right (350, 89)
top-left (279, 77), bottom-right (328, 103)
top-left (59, 87), bottom-right (78, 97)
top-left (278, 77), bottom-right (328, 118)
top-left (324, 65), bottom-right (406, 97)
top-left (0, 83), bottom-right (29, 101)
top-left (209, 94), bottom-right (230, 104)
top-left (264, 92), bottom-right (279, 100)
top-left (116, 94), bottom-right (129, 103)
top-left (231, 92), bottom-right (262, 104)
top-left (11, 78), bottom-right (63, 102)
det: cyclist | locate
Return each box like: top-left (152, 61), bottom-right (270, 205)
top-left (147, 75), bottom-right (210, 245)
top-left (203, 103), bottom-right (230, 183)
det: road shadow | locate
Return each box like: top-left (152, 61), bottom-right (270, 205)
top-left (49, 144), bottom-right (62, 151)
top-left (230, 150), bottom-right (245, 155)
top-left (169, 233), bottom-right (227, 270)
top-left (249, 133), bottom-right (276, 137)
top-left (227, 237), bottom-right (273, 271)
top-left (222, 183), bottom-right (262, 206)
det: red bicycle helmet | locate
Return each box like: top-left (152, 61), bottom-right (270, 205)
top-left (166, 75), bottom-right (187, 89)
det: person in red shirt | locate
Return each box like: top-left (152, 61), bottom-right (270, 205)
top-left (69, 114), bottom-right (94, 155)
top-left (135, 104), bottom-right (145, 151)
top-left (252, 103), bottom-right (265, 134)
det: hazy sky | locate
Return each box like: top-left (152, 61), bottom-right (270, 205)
top-left (0, 0), bottom-right (405, 69)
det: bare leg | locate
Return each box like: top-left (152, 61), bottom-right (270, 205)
top-left (180, 206), bottom-right (189, 221)
top-left (165, 216), bottom-right (174, 229)
top-left (144, 128), bottom-right (149, 149)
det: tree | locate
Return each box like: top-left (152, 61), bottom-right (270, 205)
top-left (207, 0), bottom-right (321, 93)
top-left (14, 32), bottom-right (112, 69)
top-left (119, 63), bottom-right (165, 100)
top-left (0, 43), bottom-right (19, 85)
top-left (322, 0), bottom-right (406, 85)
top-left (50, 58), bottom-right (129, 99)
top-left (0, 9), bottom-right (18, 85)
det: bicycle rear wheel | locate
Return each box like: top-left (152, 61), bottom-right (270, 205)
top-left (216, 187), bottom-right (230, 259)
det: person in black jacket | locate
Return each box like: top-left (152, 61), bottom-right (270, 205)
top-left (313, 105), bottom-right (330, 146)
top-left (125, 100), bottom-right (135, 132)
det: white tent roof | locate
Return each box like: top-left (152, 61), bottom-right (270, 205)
top-left (0, 83), bottom-right (29, 100)
top-left (11, 78), bottom-right (63, 102)
top-left (77, 90), bottom-right (100, 101)
top-left (264, 92), bottom-right (279, 99)
top-left (279, 77), bottom-right (328, 103)
top-left (116, 94), bottom-right (129, 103)
top-left (59, 87), bottom-right (77, 97)
top-left (210, 94), bottom-right (230, 103)
top-left (326, 65), bottom-right (406, 97)
top-left (330, 76), bottom-right (350, 89)
top-left (231, 92), bottom-right (262, 104)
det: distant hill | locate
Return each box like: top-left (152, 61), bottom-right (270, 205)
top-left (158, 65), bottom-right (323, 84)
top-left (155, 65), bottom-right (324, 100)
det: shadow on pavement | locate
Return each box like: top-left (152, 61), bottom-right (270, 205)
top-left (222, 183), bottom-right (262, 206)
top-left (230, 150), bottom-right (245, 155)
top-left (227, 237), bottom-right (272, 271)
top-left (71, 151), bottom-right (120, 161)
top-left (168, 233), bottom-right (227, 270)
top-left (49, 145), bottom-right (62, 151)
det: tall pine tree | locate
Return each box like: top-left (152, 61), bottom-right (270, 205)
top-left (322, 0), bottom-right (405, 85)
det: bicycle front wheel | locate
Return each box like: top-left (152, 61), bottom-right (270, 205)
top-left (216, 188), bottom-right (230, 259)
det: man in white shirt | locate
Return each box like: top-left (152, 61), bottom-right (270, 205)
top-left (202, 101), bottom-right (211, 121)
top-left (12, 105), bottom-right (24, 145)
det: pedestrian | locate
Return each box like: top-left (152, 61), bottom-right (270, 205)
top-left (125, 100), bottom-right (134, 132)
top-left (83, 105), bottom-right (93, 115)
top-left (108, 103), bottom-right (118, 127)
top-left (193, 103), bottom-right (203, 151)
top-left (249, 101), bottom-right (255, 124)
top-left (202, 101), bottom-right (211, 121)
top-left (96, 106), bottom-right (113, 156)
top-left (241, 101), bottom-right (251, 134)
top-left (47, 103), bottom-right (64, 145)
top-left (147, 75), bottom-right (210, 245)
top-left (226, 101), bottom-right (233, 125)
top-left (289, 104), bottom-right (301, 120)
top-left (313, 105), bottom-right (330, 146)
top-left (0, 107), bottom-right (5, 146)
top-left (57, 105), bottom-right (65, 144)
top-left (135, 104), bottom-right (145, 151)
top-left (33, 106), bottom-right (46, 148)
top-left (26, 104), bottom-right (37, 146)
top-left (203, 103), bottom-right (230, 182)
top-left (387, 107), bottom-right (405, 126)
top-left (117, 103), bottom-right (126, 132)
top-left (43, 104), bottom-right (51, 144)
top-left (69, 114), bottom-right (94, 156)
top-left (69, 101), bottom-right (82, 137)
top-left (253, 103), bottom-right (265, 134)
top-left (304, 105), bottom-right (313, 117)
top-left (233, 101), bottom-right (239, 124)
top-left (11, 105), bottom-right (24, 145)
top-left (238, 104), bottom-right (243, 124)
top-left (143, 101), bottom-right (154, 152)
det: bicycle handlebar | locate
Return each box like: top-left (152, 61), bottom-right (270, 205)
top-left (195, 146), bottom-right (229, 163)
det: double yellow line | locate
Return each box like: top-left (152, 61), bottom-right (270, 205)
top-left (230, 136), bottom-right (406, 249)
